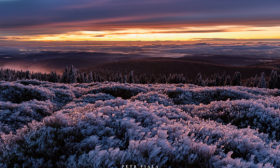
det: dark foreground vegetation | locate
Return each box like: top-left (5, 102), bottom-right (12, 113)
top-left (0, 66), bottom-right (279, 89)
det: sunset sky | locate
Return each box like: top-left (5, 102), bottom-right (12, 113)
top-left (1, 0), bottom-right (280, 42)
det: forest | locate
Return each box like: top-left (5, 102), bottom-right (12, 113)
top-left (0, 66), bottom-right (278, 89)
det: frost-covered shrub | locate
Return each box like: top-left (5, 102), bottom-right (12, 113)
top-left (44, 82), bottom-right (85, 98)
top-left (89, 84), bottom-right (147, 99)
top-left (52, 88), bottom-right (76, 106)
top-left (185, 120), bottom-right (280, 167)
top-left (183, 97), bottom-right (280, 140)
top-left (0, 81), bottom-right (280, 167)
top-left (79, 93), bottom-right (115, 104)
top-left (63, 93), bottom-right (115, 109)
top-left (0, 100), bottom-right (204, 167)
top-left (1, 98), bottom-right (280, 168)
top-left (0, 81), bottom-right (79, 107)
top-left (17, 80), bottom-right (43, 86)
top-left (0, 82), bottom-right (53, 103)
top-left (235, 86), bottom-right (280, 97)
top-left (0, 100), bottom-right (54, 134)
top-left (166, 87), bottom-right (263, 105)
top-left (131, 92), bottom-right (173, 106)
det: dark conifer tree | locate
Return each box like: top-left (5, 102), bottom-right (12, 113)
top-left (231, 72), bottom-right (241, 86)
top-left (268, 70), bottom-right (278, 89)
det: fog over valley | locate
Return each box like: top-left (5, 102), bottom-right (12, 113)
top-left (1, 40), bottom-right (280, 73)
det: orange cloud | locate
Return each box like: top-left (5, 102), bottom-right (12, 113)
top-left (2, 25), bottom-right (280, 42)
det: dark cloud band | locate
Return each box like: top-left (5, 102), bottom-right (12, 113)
top-left (0, 0), bottom-right (280, 35)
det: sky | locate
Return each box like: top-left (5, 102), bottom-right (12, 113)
top-left (0, 0), bottom-right (280, 41)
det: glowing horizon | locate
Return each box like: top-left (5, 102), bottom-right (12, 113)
top-left (1, 0), bottom-right (280, 42)
top-left (2, 25), bottom-right (280, 42)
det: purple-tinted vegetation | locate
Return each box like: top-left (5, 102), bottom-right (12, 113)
top-left (0, 80), bottom-right (280, 167)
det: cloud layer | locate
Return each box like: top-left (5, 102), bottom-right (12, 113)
top-left (0, 0), bottom-right (280, 36)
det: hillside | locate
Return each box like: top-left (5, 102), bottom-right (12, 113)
top-left (0, 52), bottom-right (144, 73)
top-left (1, 52), bottom-right (278, 79)
top-left (88, 57), bottom-right (275, 79)
top-left (1, 80), bottom-right (280, 167)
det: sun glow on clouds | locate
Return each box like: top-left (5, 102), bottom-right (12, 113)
top-left (4, 26), bottom-right (280, 42)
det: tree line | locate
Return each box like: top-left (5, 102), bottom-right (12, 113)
top-left (0, 66), bottom-right (280, 89)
